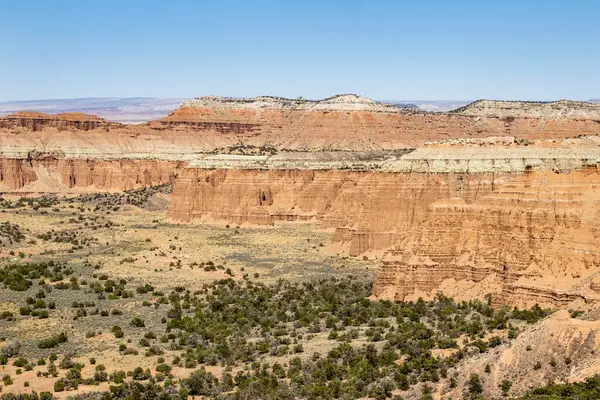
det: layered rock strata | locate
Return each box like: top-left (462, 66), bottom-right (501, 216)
top-left (3, 97), bottom-right (600, 152)
top-left (443, 310), bottom-right (600, 398)
top-left (0, 111), bottom-right (122, 131)
top-left (154, 96), bottom-right (600, 150)
top-left (167, 147), bottom-right (600, 309)
top-left (3, 97), bottom-right (600, 309)
top-left (454, 99), bottom-right (600, 120)
top-left (167, 168), bottom-right (497, 255)
top-left (0, 157), bottom-right (186, 192)
top-left (373, 167), bottom-right (600, 309)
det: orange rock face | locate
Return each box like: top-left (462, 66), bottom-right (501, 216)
top-left (167, 168), bottom-right (497, 254)
top-left (3, 96), bottom-right (600, 309)
top-left (166, 161), bottom-right (600, 309)
top-left (155, 106), bottom-right (600, 150)
top-left (2, 97), bottom-right (600, 152)
top-left (0, 158), bottom-right (186, 192)
top-left (373, 167), bottom-right (600, 309)
top-left (0, 111), bottom-right (122, 131)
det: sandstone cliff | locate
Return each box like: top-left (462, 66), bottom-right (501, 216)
top-left (167, 168), bottom-right (497, 255)
top-left (0, 111), bottom-right (123, 131)
top-left (166, 146), bottom-right (600, 310)
top-left (0, 157), bottom-right (186, 192)
top-left (3, 97), bottom-right (600, 310)
top-left (3, 96), bottom-right (600, 152)
top-left (373, 167), bottom-right (600, 309)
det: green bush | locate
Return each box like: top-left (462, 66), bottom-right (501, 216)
top-left (54, 379), bottom-right (65, 392)
top-left (37, 332), bottom-right (68, 349)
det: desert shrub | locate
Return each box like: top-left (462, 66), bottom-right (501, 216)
top-left (517, 375), bottom-right (600, 399)
top-left (37, 332), bottom-right (68, 349)
top-left (156, 363), bottom-right (172, 374)
top-left (13, 357), bottom-right (28, 367)
top-left (54, 379), bottom-right (65, 392)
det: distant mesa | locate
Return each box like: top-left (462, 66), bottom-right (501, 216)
top-left (388, 102), bottom-right (420, 109)
top-left (2, 94), bottom-right (600, 152)
top-left (452, 99), bottom-right (600, 119)
top-left (0, 110), bottom-right (121, 131)
top-left (6, 111), bottom-right (107, 122)
top-left (179, 94), bottom-right (407, 113)
top-left (0, 97), bottom-right (186, 124)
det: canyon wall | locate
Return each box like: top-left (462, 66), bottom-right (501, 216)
top-left (3, 96), bottom-right (600, 308)
top-left (453, 99), bottom-right (600, 119)
top-left (373, 167), bottom-right (600, 309)
top-left (167, 168), bottom-right (497, 255)
top-left (0, 111), bottom-right (123, 131)
top-left (0, 157), bottom-right (186, 192)
top-left (3, 97), bottom-right (600, 153)
top-left (154, 95), bottom-right (600, 150)
top-left (167, 148), bottom-right (600, 309)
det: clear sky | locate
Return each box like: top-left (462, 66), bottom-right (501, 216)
top-left (1, 0), bottom-right (599, 101)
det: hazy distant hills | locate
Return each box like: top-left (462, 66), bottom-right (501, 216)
top-left (384, 100), bottom-right (471, 112)
top-left (0, 97), bottom-right (467, 123)
top-left (1, 97), bottom-right (598, 123)
top-left (0, 97), bottom-right (186, 124)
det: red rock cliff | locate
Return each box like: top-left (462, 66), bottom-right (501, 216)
top-left (373, 167), bottom-right (600, 309)
top-left (0, 157), bottom-right (186, 192)
top-left (3, 97), bottom-right (600, 152)
top-left (167, 168), bottom-right (497, 255)
top-left (0, 111), bottom-right (123, 131)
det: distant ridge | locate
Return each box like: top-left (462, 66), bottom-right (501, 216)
top-left (182, 94), bottom-right (403, 112)
top-left (451, 99), bottom-right (600, 119)
top-left (0, 97), bottom-right (185, 124)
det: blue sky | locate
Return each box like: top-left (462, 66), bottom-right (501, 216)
top-left (1, 0), bottom-right (598, 101)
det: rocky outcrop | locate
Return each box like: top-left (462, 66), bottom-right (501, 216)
top-left (3, 96), bottom-right (600, 309)
top-left (166, 147), bottom-right (600, 309)
top-left (151, 95), bottom-right (600, 150)
top-left (3, 96), bottom-right (600, 152)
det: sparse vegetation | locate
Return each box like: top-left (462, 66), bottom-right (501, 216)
top-left (0, 189), bottom-right (582, 398)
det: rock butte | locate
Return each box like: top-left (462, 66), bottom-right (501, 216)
top-left (2, 94), bottom-right (600, 309)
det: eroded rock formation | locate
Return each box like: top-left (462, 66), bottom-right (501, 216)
top-left (440, 309), bottom-right (600, 398)
top-left (3, 96), bottom-right (600, 152)
top-left (158, 95), bottom-right (600, 150)
top-left (374, 167), bottom-right (600, 309)
top-left (152, 95), bottom-right (600, 150)
top-left (167, 168), bottom-right (497, 255)
top-left (2, 95), bottom-right (600, 309)
top-left (166, 147), bottom-right (600, 309)
top-left (454, 99), bottom-right (600, 120)
top-left (0, 111), bottom-right (123, 131)
top-left (0, 157), bottom-right (186, 192)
